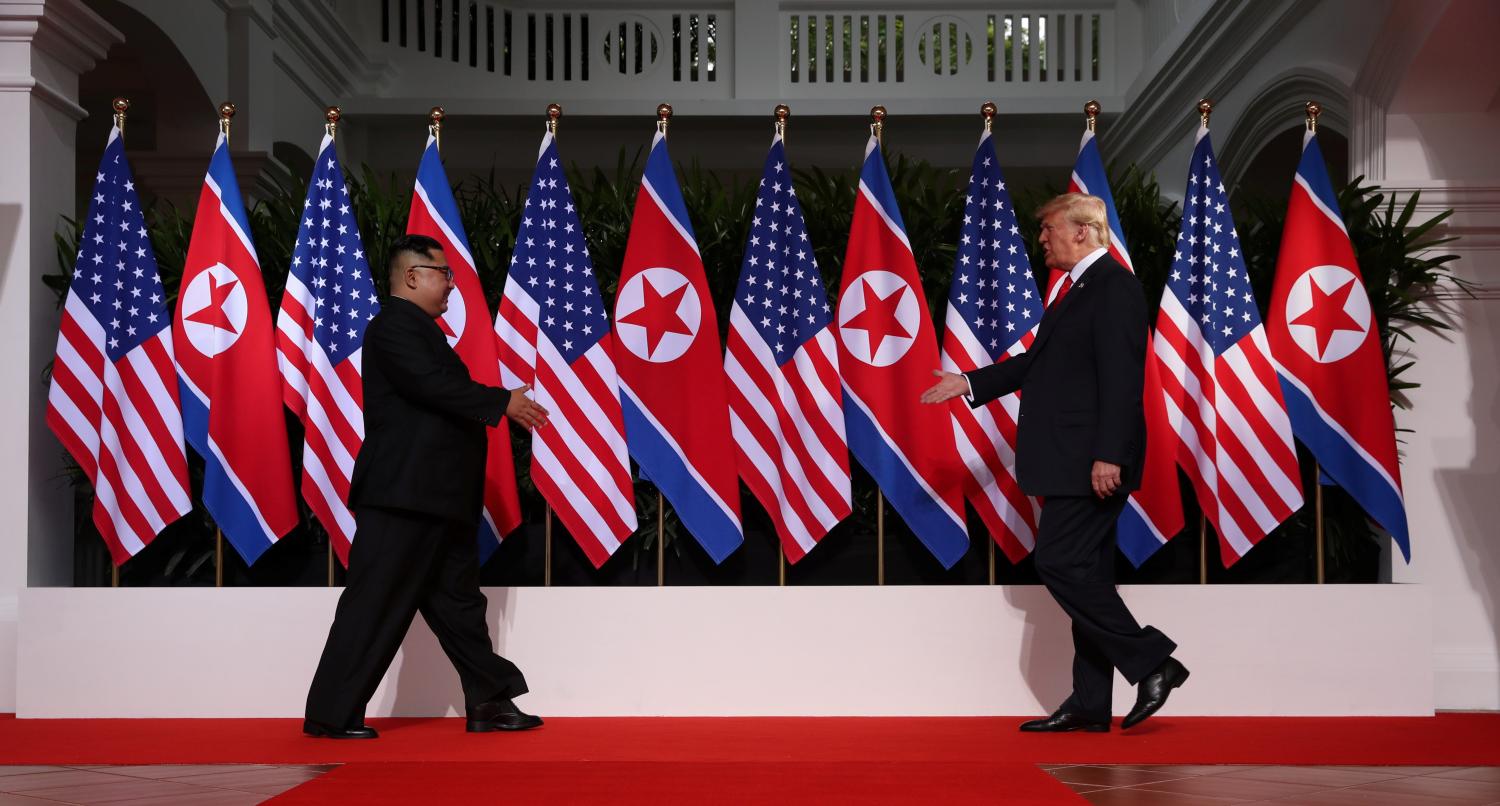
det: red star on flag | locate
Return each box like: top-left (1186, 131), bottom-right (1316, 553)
top-left (1290, 276), bottom-right (1363, 359)
top-left (186, 274), bottom-right (240, 334)
top-left (620, 278), bottom-right (693, 358)
top-left (843, 282), bottom-right (912, 357)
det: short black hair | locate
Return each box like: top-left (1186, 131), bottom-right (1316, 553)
top-left (388, 233), bottom-right (443, 275)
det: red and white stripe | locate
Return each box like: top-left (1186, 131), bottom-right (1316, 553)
top-left (725, 306), bottom-right (852, 563)
top-left (1152, 292), bottom-right (1304, 561)
top-left (46, 293), bottom-right (192, 564)
top-left (496, 281), bottom-right (636, 567)
top-left (940, 310), bottom-right (1040, 562)
top-left (276, 272), bottom-right (365, 565)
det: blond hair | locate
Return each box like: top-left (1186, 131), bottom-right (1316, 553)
top-left (1036, 193), bottom-right (1110, 249)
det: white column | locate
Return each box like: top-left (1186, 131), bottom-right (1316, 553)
top-left (0, 0), bottom-right (120, 711)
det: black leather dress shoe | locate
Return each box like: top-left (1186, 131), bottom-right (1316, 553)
top-left (1122, 656), bottom-right (1190, 730)
top-left (1019, 709), bottom-right (1110, 733)
top-left (303, 719), bottom-right (379, 739)
top-left (466, 698), bottom-right (543, 732)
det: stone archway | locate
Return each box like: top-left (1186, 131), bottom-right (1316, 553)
top-left (76, 0), bottom-right (215, 211)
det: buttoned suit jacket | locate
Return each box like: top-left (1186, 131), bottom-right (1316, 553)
top-left (963, 254), bottom-right (1148, 498)
top-left (347, 296), bottom-right (510, 523)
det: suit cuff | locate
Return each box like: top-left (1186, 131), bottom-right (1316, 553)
top-left (961, 372), bottom-right (975, 402)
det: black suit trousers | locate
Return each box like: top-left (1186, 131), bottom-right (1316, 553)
top-left (1033, 495), bottom-right (1176, 720)
top-left (305, 506), bottom-right (528, 728)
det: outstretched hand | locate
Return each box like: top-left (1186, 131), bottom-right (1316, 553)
top-left (920, 369), bottom-right (970, 404)
top-left (506, 384), bottom-right (550, 430)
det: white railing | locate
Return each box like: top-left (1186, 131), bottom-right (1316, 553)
top-left (346, 1), bottom-right (1118, 112)
top-left (779, 9), bottom-right (1109, 97)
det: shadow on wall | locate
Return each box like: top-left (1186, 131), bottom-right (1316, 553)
top-left (1003, 585), bottom-right (1073, 714)
top-left (1436, 295), bottom-right (1500, 707)
top-left (380, 587), bottom-right (523, 718)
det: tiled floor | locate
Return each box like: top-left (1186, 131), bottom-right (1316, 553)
top-left (1045, 764), bottom-right (1500, 805)
top-left (0, 764), bottom-right (336, 804)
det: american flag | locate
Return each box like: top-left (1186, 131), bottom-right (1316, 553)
top-left (1152, 124), bottom-right (1304, 565)
top-left (276, 132), bottom-right (380, 566)
top-left (725, 134), bottom-right (851, 563)
top-left (495, 129), bottom-right (636, 568)
top-left (46, 125), bottom-right (191, 564)
top-left (939, 129), bottom-right (1042, 562)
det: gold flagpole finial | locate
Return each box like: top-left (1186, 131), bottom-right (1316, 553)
top-left (429, 106), bottom-right (446, 150)
top-left (656, 102), bottom-right (673, 135)
top-left (1305, 100), bottom-right (1321, 133)
top-left (870, 105), bottom-right (887, 144)
top-left (980, 101), bottom-right (997, 134)
top-left (1197, 98), bottom-right (1213, 127)
top-left (546, 103), bottom-right (562, 137)
top-left (774, 104), bottom-right (790, 141)
top-left (1084, 100), bottom-right (1101, 133)
top-left (325, 106), bottom-right (341, 139)
top-left (112, 97), bottom-right (130, 137)
top-left (218, 102), bottom-right (236, 143)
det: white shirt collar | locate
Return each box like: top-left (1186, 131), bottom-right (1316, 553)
top-left (1069, 247), bottom-right (1108, 284)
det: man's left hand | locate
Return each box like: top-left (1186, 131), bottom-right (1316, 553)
top-left (1091, 460), bottom-right (1122, 499)
top-left (506, 384), bottom-right (550, 430)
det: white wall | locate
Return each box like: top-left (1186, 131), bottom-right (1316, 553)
top-left (17, 585), bottom-right (1432, 718)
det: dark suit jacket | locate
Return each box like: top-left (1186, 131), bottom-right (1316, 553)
top-left (964, 254), bottom-right (1147, 498)
top-left (347, 296), bottom-right (510, 523)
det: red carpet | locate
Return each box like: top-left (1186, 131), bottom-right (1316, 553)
top-left (4, 714), bottom-right (1498, 803)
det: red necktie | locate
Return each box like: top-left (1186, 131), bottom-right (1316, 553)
top-left (1048, 275), bottom-right (1074, 308)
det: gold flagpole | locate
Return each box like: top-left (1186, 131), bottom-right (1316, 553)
top-left (113, 96), bottom-right (132, 590)
top-left (541, 103), bottom-right (561, 588)
top-left (775, 103), bottom-right (792, 588)
top-left (1195, 97), bottom-right (1214, 588)
top-left (1314, 462), bottom-right (1326, 585)
top-left (1306, 103), bottom-right (1325, 584)
top-left (325, 105), bottom-right (343, 589)
top-left (982, 99), bottom-right (997, 589)
top-left (654, 489), bottom-right (666, 585)
top-left (214, 101), bottom-right (236, 589)
top-left (652, 102), bottom-right (672, 589)
top-left (544, 506), bottom-right (554, 587)
top-left (1085, 99), bottom-right (1101, 131)
top-left (1198, 514), bottom-right (1208, 584)
top-left (430, 106), bottom-right (445, 151)
top-left (873, 107), bottom-right (884, 586)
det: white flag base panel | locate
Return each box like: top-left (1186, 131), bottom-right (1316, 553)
top-left (17, 585), bottom-right (1430, 718)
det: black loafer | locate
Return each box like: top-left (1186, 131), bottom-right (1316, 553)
top-left (465, 698), bottom-right (543, 732)
top-left (303, 719), bottom-right (379, 739)
top-left (1122, 656), bottom-right (1190, 730)
top-left (1019, 709), bottom-right (1110, 733)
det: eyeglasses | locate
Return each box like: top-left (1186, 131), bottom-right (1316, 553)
top-left (409, 264), bottom-right (455, 281)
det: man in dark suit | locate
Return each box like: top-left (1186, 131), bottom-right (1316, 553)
top-left (304, 234), bottom-right (550, 739)
top-left (922, 193), bottom-right (1188, 732)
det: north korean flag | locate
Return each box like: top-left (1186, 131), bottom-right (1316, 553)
top-left (408, 134), bottom-right (523, 562)
top-left (613, 128), bottom-right (743, 563)
top-left (836, 135), bottom-right (969, 568)
top-left (173, 133), bottom-right (298, 564)
top-left (1267, 130), bottom-right (1409, 559)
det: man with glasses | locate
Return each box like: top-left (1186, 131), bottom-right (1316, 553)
top-left (305, 234), bottom-right (549, 738)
